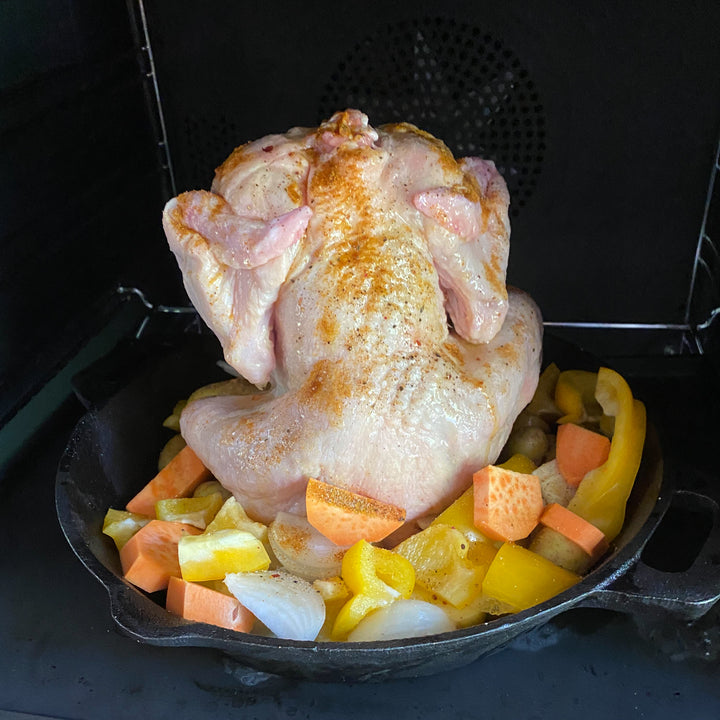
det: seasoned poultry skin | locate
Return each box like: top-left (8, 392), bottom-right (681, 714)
top-left (163, 110), bottom-right (542, 524)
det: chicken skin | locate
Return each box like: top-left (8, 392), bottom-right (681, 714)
top-left (163, 110), bottom-right (542, 524)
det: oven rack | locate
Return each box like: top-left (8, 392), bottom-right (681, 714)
top-left (129, 0), bottom-right (720, 364)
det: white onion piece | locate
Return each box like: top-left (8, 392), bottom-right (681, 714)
top-left (347, 600), bottom-right (456, 642)
top-left (224, 570), bottom-right (325, 641)
top-left (268, 512), bottom-right (348, 581)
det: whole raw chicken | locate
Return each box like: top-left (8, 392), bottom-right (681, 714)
top-left (163, 110), bottom-right (542, 526)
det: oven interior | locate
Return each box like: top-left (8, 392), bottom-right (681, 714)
top-left (1, 1), bottom-right (719, 716)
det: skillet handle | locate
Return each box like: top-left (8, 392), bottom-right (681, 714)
top-left (585, 490), bottom-right (720, 620)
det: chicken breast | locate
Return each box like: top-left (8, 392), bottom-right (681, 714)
top-left (163, 110), bottom-right (542, 524)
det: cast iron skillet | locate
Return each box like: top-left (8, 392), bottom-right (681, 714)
top-left (56, 332), bottom-right (720, 681)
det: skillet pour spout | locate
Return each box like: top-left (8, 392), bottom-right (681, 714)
top-left (55, 334), bottom-right (720, 681)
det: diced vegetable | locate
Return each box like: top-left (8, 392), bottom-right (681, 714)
top-left (162, 380), bottom-right (258, 437)
top-left (466, 537), bottom-right (499, 566)
top-left (120, 519), bottom-right (201, 593)
top-left (155, 492), bottom-right (224, 530)
top-left (193, 480), bottom-right (232, 501)
top-left (529, 527), bottom-right (594, 574)
top-left (500, 426), bottom-right (549, 466)
top-left (394, 524), bottom-right (488, 608)
top-left (432, 487), bottom-right (479, 539)
top-left (533, 459), bottom-right (575, 506)
top-left (187, 377), bottom-right (258, 401)
top-left (555, 423), bottom-right (611, 487)
top-left (332, 540), bottom-right (415, 640)
top-left (158, 433), bottom-right (187, 470)
top-left (305, 477), bottom-right (406, 546)
top-left (268, 512), bottom-right (347, 581)
top-left (126, 445), bottom-right (211, 517)
top-left (431, 454), bottom-right (535, 542)
top-left (205, 496), bottom-right (268, 542)
top-left (539, 503), bottom-right (608, 559)
top-left (166, 576), bottom-right (255, 632)
top-left (554, 370), bottom-right (603, 425)
top-left (473, 465), bottom-right (544, 543)
top-left (567, 368), bottom-right (647, 541)
top-left (104, 360), bottom-right (648, 643)
top-left (510, 409), bottom-right (551, 433)
top-left (347, 599), bottom-right (456, 642)
top-left (411, 585), bottom-right (488, 627)
top-left (224, 570), bottom-right (326, 642)
top-left (102, 508), bottom-right (150, 550)
top-left (500, 453), bottom-right (538, 474)
top-left (198, 579), bottom-right (233, 595)
top-left (162, 400), bottom-right (187, 432)
top-left (481, 542), bottom-right (580, 612)
top-left (403, 524), bottom-right (498, 627)
top-left (524, 362), bottom-right (562, 420)
top-left (313, 576), bottom-right (351, 640)
top-left (178, 529), bottom-right (271, 582)
top-left (313, 576), bottom-right (351, 603)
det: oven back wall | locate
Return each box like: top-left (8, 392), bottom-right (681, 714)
top-left (145, 0), bottom-right (720, 329)
top-left (2, 1), bottom-right (719, 426)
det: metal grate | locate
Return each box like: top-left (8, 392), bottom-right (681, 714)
top-left (685, 134), bottom-right (720, 355)
top-left (544, 133), bottom-right (720, 357)
top-left (318, 16), bottom-right (546, 218)
top-left (134, 0), bottom-right (176, 196)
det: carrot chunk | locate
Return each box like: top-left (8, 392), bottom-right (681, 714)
top-left (555, 423), bottom-right (611, 488)
top-left (305, 478), bottom-right (406, 546)
top-left (120, 519), bottom-right (201, 593)
top-left (126, 445), bottom-right (212, 517)
top-left (473, 465), bottom-right (544, 543)
top-left (539, 503), bottom-right (609, 559)
top-left (166, 576), bottom-right (255, 632)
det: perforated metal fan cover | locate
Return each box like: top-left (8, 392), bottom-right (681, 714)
top-left (319, 17), bottom-right (546, 217)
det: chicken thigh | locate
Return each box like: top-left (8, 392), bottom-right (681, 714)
top-left (163, 110), bottom-right (542, 524)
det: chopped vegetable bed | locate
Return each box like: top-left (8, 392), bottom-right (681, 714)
top-left (103, 365), bottom-right (646, 641)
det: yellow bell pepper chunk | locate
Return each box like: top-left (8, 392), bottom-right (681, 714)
top-left (567, 367), bottom-right (647, 542)
top-left (499, 453), bottom-right (537, 475)
top-left (313, 576), bottom-right (351, 640)
top-left (524, 362), bottom-right (562, 419)
top-left (205, 496), bottom-right (268, 543)
top-left (102, 508), bottom-right (150, 550)
top-left (177, 529), bottom-right (271, 582)
top-left (155, 492), bottom-right (224, 530)
top-left (431, 487), bottom-right (476, 538)
top-left (313, 576), bottom-right (350, 603)
top-left (482, 542), bottom-right (581, 612)
top-left (554, 369), bottom-right (603, 425)
top-left (331, 540), bottom-right (414, 640)
top-left (394, 524), bottom-right (489, 608)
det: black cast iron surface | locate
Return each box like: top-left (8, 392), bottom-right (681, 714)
top-left (2, 348), bottom-right (720, 717)
top-left (53, 331), bottom-right (720, 682)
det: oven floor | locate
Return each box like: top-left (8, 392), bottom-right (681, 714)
top-left (1, 356), bottom-right (719, 720)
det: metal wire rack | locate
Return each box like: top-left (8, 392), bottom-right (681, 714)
top-left (131, 0), bottom-right (720, 360)
top-left (685, 135), bottom-right (720, 354)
